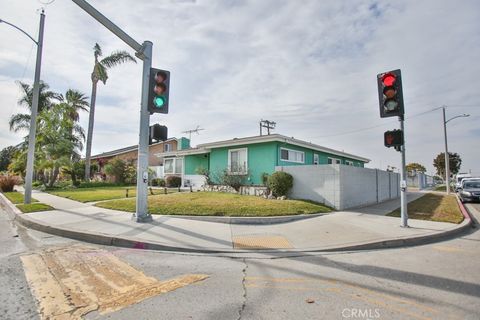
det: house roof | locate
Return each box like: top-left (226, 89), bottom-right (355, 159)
top-left (91, 137), bottom-right (177, 160)
top-left (158, 134), bottom-right (370, 163)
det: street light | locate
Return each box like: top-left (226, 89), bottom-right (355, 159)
top-left (442, 106), bottom-right (470, 194)
top-left (0, 10), bottom-right (45, 204)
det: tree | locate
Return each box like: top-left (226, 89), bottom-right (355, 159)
top-left (35, 103), bottom-right (86, 187)
top-left (0, 146), bottom-right (18, 172)
top-left (84, 43), bottom-right (136, 181)
top-left (406, 162), bottom-right (426, 174)
top-left (9, 81), bottom-right (62, 133)
top-left (433, 152), bottom-right (462, 179)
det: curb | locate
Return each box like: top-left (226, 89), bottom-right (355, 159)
top-left (162, 212), bottom-right (327, 225)
top-left (0, 192), bottom-right (474, 255)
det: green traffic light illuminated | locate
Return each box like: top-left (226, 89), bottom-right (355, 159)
top-left (154, 96), bottom-right (165, 108)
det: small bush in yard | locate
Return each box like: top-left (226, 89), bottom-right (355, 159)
top-left (0, 174), bottom-right (22, 192)
top-left (166, 176), bottom-right (182, 188)
top-left (267, 171), bottom-right (293, 197)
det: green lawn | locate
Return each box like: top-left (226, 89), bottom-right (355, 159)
top-left (16, 203), bottom-right (54, 213)
top-left (49, 186), bottom-right (176, 203)
top-left (2, 192), bottom-right (39, 204)
top-left (387, 193), bottom-right (463, 224)
top-left (95, 192), bottom-right (332, 216)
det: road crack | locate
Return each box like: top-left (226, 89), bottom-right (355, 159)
top-left (237, 258), bottom-right (248, 320)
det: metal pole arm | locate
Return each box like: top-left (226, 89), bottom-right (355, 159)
top-left (71, 0), bottom-right (143, 56)
top-left (0, 18), bottom-right (38, 44)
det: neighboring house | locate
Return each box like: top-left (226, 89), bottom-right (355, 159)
top-left (157, 134), bottom-right (370, 187)
top-left (90, 137), bottom-right (190, 178)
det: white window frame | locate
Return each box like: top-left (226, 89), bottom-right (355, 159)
top-left (164, 143), bottom-right (172, 152)
top-left (228, 148), bottom-right (248, 175)
top-left (328, 157), bottom-right (341, 165)
top-left (164, 157), bottom-right (183, 174)
top-left (313, 154), bottom-right (319, 165)
top-left (280, 147), bottom-right (305, 164)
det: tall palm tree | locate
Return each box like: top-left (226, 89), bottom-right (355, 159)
top-left (84, 43), bottom-right (136, 181)
top-left (9, 81), bottom-right (62, 133)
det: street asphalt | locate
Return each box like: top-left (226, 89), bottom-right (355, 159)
top-left (0, 189), bottom-right (473, 256)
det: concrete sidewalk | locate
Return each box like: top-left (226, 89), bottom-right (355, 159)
top-left (1, 189), bottom-right (472, 256)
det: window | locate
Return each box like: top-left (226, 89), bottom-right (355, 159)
top-left (228, 148), bottom-right (247, 174)
top-left (328, 157), bottom-right (341, 165)
top-left (164, 143), bottom-right (172, 152)
top-left (164, 158), bottom-right (182, 174)
top-left (313, 154), bottom-right (319, 165)
top-left (280, 148), bottom-right (305, 163)
top-left (345, 160), bottom-right (354, 166)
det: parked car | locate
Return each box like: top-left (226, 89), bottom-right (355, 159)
top-left (457, 179), bottom-right (480, 203)
top-left (455, 173), bottom-right (472, 191)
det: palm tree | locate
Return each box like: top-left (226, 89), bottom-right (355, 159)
top-left (84, 43), bottom-right (136, 181)
top-left (60, 89), bottom-right (89, 122)
top-left (9, 81), bottom-right (62, 133)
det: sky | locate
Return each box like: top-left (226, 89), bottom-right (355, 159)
top-left (1, 0), bottom-right (479, 176)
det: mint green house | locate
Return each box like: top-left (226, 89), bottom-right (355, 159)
top-left (158, 134), bottom-right (370, 187)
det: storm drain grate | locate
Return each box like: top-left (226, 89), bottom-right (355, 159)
top-left (232, 235), bottom-right (293, 249)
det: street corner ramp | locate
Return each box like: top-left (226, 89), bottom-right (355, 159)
top-left (20, 245), bottom-right (208, 319)
top-left (232, 234), bottom-right (293, 249)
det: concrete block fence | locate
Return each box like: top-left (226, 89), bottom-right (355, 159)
top-left (276, 165), bottom-right (400, 210)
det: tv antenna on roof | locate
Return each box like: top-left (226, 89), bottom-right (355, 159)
top-left (182, 125), bottom-right (205, 141)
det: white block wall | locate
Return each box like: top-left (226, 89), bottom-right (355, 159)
top-left (276, 165), bottom-right (400, 210)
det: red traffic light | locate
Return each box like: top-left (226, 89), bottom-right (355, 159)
top-left (377, 69), bottom-right (404, 118)
top-left (382, 73), bottom-right (396, 86)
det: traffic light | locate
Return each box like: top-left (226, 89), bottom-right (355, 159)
top-left (377, 69), bottom-right (404, 118)
top-left (149, 124), bottom-right (168, 143)
top-left (148, 68), bottom-right (170, 114)
top-left (384, 129), bottom-right (403, 151)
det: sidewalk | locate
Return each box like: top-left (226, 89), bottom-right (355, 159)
top-left (1, 189), bottom-right (472, 256)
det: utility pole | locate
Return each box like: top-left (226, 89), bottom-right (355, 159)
top-left (442, 107), bottom-right (450, 194)
top-left (442, 106), bottom-right (470, 195)
top-left (260, 119), bottom-right (276, 136)
top-left (1, 10), bottom-right (45, 204)
top-left (72, 0), bottom-right (152, 222)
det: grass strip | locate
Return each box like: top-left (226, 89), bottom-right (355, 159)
top-left (387, 193), bottom-right (463, 224)
top-left (16, 203), bottom-right (54, 213)
top-left (49, 186), bottom-right (176, 203)
top-left (2, 192), bottom-right (39, 204)
top-left (96, 192), bottom-right (332, 217)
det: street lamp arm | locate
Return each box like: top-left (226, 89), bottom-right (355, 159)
top-left (445, 114), bottom-right (470, 124)
top-left (0, 18), bottom-right (38, 44)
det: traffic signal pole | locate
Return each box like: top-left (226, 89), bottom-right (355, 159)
top-left (134, 41), bottom-right (153, 222)
top-left (399, 116), bottom-right (408, 227)
top-left (72, 0), bottom-right (151, 221)
top-left (378, 69), bottom-right (408, 227)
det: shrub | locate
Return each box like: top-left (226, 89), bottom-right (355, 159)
top-left (78, 181), bottom-right (128, 188)
top-left (0, 174), bottom-right (22, 192)
top-left (124, 164), bottom-right (137, 184)
top-left (166, 175), bottom-right (182, 188)
top-left (267, 171), bottom-right (293, 197)
top-left (219, 169), bottom-right (249, 192)
top-left (151, 178), bottom-right (165, 187)
top-left (104, 159), bottom-right (126, 183)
